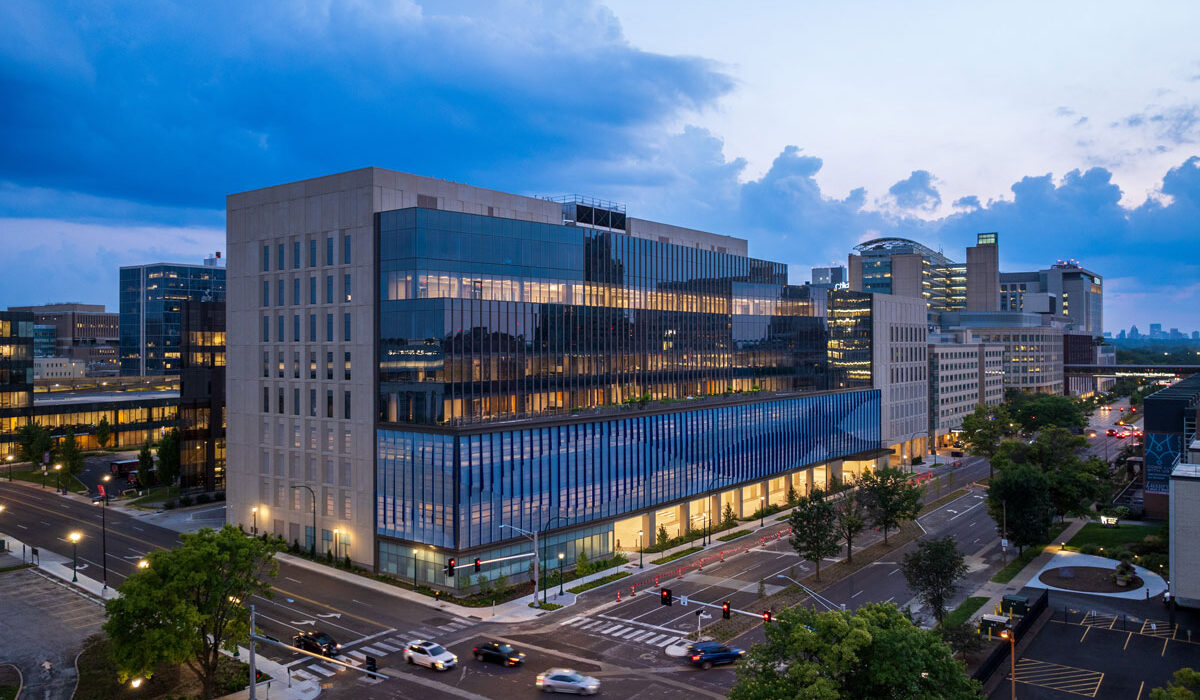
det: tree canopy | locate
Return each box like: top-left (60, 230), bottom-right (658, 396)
top-left (156, 428), bottom-right (182, 486)
top-left (992, 427), bottom-right (1109, 521)
top-left (729, 603), bottom-right (980, 700)
top-left (986, 464), bottom-right (1054, 553)
top-left (104, 525), bottom-right (280, 700)
top-left (59, 427), bottom-right (84, 475)
top-left (900, 536), bottom-right (969, 626)
top-left (858, 467), bottom-right (923, 544)
top-left (1152, 667), bottom-right (1200, 699)
top-left (1008, 393), bottom-right (1086, 433)
top-left (834, 491), bottom-right (867, 564)
top-left (960, 404), bottom-right (1015, 461)
top-left (15, 421), bottom-right (53, 465)
top-left (788, 488), bottom-right (840, 581)
top-left (95, 416), bottom-right (113, 450)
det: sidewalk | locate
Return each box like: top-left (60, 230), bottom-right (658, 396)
top-left (0, 529), bottom-right (119, 602)
top-left (966, 517), bottom-right (1089, 624)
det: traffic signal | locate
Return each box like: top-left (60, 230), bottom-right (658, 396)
top-left (446, 557), bottom-right (456, 577)
top-left (660, 588), bottom-right (673, 606)
top-left (762, 610), bottom-right (773, 623)
top-left (722, 601), bottom-right (731, 619)
top-left (474, 557), bottom-right (482, 573)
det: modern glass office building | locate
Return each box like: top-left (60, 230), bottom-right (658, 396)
top-left (227, 169), bottom-right (885, 590)
top-left (120, 257), bottom-right (226, 376)
top-left (0, 312), bottom-right (34, 458)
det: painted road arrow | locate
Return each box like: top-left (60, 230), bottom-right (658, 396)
top-left (316, 613), bottom-right (342, 619)
top-left (291, 620), bottom-right (316, 626)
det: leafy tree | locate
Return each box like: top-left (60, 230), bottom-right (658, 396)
top-left (858, 467), bottom-right (923, 545)
top-left (138, 441), bottom-right (154, 475)
top-left (786, 484), bottom-right (799, 507)
top-left (723, 502), bottom-right (737, 527)
top-left (729, 603), bottom-right (979, 700)
top-left (1012, 394), bottom-right (1086, 433)
top-left (787, 488), bottom-right (839, 581)
top-left (1152, 667), bottom-right (1200, 700)
top-left (104, 525), bottom-right (280, 700)
top-left (60, 427), bottom-right (84, 475)
top-left (940, 620), bottom-right (986, 658)
top-left (156, 429), bottom-right (182, 486)
top-left (986, 464), bottom-right (1053, 553)
top-left (15, 421), bottom-right (53, 465)
top-left (833, 492), bottom-right (867, 563)
top-left (960, 404), bottom-right (1015, 465)
top-left (993, 428), bottom-right (1109, 521)
top-left (95, 416), bottom-right (113, 450)
top-left (900, 536), bottom-right (969, 626)
top-left (656, 524), bottom-right (669, 548)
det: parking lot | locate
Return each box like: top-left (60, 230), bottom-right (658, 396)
top-left (990, 615), bottom-right (1200, 699)
top-left (0, 567), bottom-right (105, 700)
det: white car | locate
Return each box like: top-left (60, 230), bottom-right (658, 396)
top-left (535, 668), bottom-right (600, 695)
top-left (403, 640), bottom-right (457, 671)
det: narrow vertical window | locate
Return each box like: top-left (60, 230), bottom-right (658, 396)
top-left (309, 239), bottom-right (316, 267)
top-left (278, 315), bottom-right (284, 342)
top-left (277, 279), bottom-right (284, 306)
top-left (262, 316), bottom-right (269, 342)
top-left (293, 315), bottom-right (300, 342)
top-left (344, 390), bottom-right (351, 420)
top-left (262, 245), bottom-right (270, 272)
top-left (326, 390), bottom-right (334, 418)
top-left (309, 314), bottom-right (316, 342)
top-left (293, 278), bottom-right (300, 305)
top-left (344, 351), bottom-right (351, 380)
top-left (293, 241), bottom-right (300, 269)
top-left (262, 280), bottom-right (269, 307)
top-left (309, 276), bottom-right (316, 304)
top-left (293, 387), bottom-right (300, 415)
top-left (310, 388), bottom-right (317, 417)
top-left (326, 275), bottom-right (333, 304)
top-left (326, 314), bottom-right (333, 342)
top-left (262, 386), bottom-right (269, 412)
top-left (343, 234), bottom-right (351, 264)
top-left (277, 243), bottom-right (284, 270)
top-left (326, 237), bottom-right (333, 265)
top-left (343, 313), bottom-right (351, 342)
top-left (344, 273), bottom-right (351, 302)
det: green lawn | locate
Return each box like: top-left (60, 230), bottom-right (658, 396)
top-left (990, 521), bottom-right (1070, 584)
top-left (567, 571), bottom-right (631, 595)
top-left (942, 596), bottom-right (990, 628)
top-left (1065, 522), bottom-right (1165, 551)
top-left (650, 546), bottom-right (702, 565)
top-left (5, 468), bottom-right (87, 493)
top-left (716, 529), bottom-right (751, 542)
top-left (0, 686), bottom-right (17, 700)
top-left (126, 485), bottom-right (179, 507)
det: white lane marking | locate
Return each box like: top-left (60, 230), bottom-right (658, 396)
top-left (949, 502), bottom-right (984, 521)
top-left (132, 526), bottom-right (145, 532)
top-left (437, 625), bottom-right (457, 632)
top-left (360, 645), bottom-right (386, 656)
top-left (15, 524), bottom-right (27, 530)
top-left (644, 633), bottom-right (669, 645)
top-left (888, 568), bottom-right (900, 576)
top-left (373, 641), bottom-right (399, 652)
top-left (291, 669), bottom-right (318, 681)
top-left (307, 664), bottom-right (335, 677)
top-left (347, 650), bottom-right (367, 661)
top-left (885, 596), bottom-right (895, 603)
top-left (286, 577), bottom-right (302, 583)
top-left (656, 637), bottom-right (679, 647)
top-left (850, 590), bottom-right (863, 599)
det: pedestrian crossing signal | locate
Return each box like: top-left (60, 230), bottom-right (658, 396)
top-left (661, 588), bottom-right (673, 606)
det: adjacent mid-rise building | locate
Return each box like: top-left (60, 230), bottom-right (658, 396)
top-left (9, 303), bottom-right (120, 375)
top-left (226, 168), bottom-right (885, 588)
top-left (810, 265), bottom-right (847, 290)
top-left (940, 312), bottom-right (1065, 394)
top-left (828, 290), bottom-right (929, 465)
top-left (180, 300), bottom-right (226, 492)
top-left (0, 312), bottom-right (34, 459)
top-left (1000, 260), bottom-right (1102, 336)
top-left (927, 329), bottom-right (1004, 448)
top-left (120, 255), bottom-right (226, 376)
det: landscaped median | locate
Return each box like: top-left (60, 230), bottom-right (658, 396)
top-left (943, 596), bottom-right (989, 629)
top-left (567, 571), bottom-right (632, 595)
top-left (650, 546), bottom-right (702, 565)
top-left (990, 520), bottom-right (1070, 584)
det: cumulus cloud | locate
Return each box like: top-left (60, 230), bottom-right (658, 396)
top-left (887, 170), bottom-right (941, 212)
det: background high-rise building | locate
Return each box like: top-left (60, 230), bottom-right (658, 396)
top-left (965, 233), bottom-right (1000, 312)
top-left (847, 238), bottom-right (965, 314)
top-left (180, 300), bottom-right (226, 492)
top-left (0, 312), bottom-right (34, 458)
top-left (1000, 260), bottom-right (1102, 336)
top-left (810, 265), bottom-right (847, 289)
top-left (927, 329), bottom-right (1004, 448)
top-left (120, 255), bottom-right (226, 376)
top-left (8, 303), bottom-right (120, 375)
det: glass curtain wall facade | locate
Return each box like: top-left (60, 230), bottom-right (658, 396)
top-left (180, 301), bottom-right (226, 491)
top-left (0, 312), bottom-right (34, 458)
top-left (378, 208), bottom-right (827, 425)
top-left (853, 238), bottom-right (965, 312)
top-left (120, 264), bottom-right (226, 376)
top-left (377, 389), bottom-right (880, 584)
top-left (827, 291), bottom-right (873, 389)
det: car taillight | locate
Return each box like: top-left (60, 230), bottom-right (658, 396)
top-left (692, 655), bottom-right (701, 661)
top-left (472, 648), bottom-right (478, 653)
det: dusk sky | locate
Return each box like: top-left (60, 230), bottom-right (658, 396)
top-left (2, 1), bottom-right (1199, 333)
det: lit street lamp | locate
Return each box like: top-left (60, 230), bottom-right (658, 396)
top-left (94, 497), bottom-right (108, 590)
top-left (637, 529), bottom-right (644, 569)
top-left (54, 463), bottom-right (62, 494)
top-left (137, 559), bottom-right (149, 569)
top-left (5, 454), bottom-right (12, 481)
top-left (759, 495), bottom-right (766, 527)
top-left (999, 627), bottom-right (1016, 700)
top-left (411, 547), bottom-right (419, 590)
top-left (251, 506), bottom-right (258, 536)
top-left (68, 531), bottom-right (82, 582)
top-left (558, 552), bottom-right (565, 595)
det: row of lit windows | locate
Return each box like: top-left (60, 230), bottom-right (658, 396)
top-left (264, 350), bottom-right (351, 380)
top-left (262, 385), bottom-right (352, 421)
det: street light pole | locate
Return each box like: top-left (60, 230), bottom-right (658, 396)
top-left (411, 547), bottom-right (419, 590)
top-left (95, 498), bottom-right (108, 591)
top-left (500, 523), bottom-right (539, 608)
top-left (68, 531), bottom-right (81, 582)
top-left (760, 495), bottom-right (766, 528)
top-left (637, 529), bottom-right (643, 569)
top-left (558, 552), bottom-right (564, 595)
top-left (5, 454), bottom-right (12, 481)
top-left (333, 529), bottom-right (340, 562)
top-left (54, 464), bottom-right (62, 494)
top-left (1001, 628), bottom-right (1016, 700)
top-left (251, 506), bottom-right (258, 536)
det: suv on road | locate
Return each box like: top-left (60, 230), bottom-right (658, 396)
top-left (686, 641), bottom-right (745, 669)
top-left (292, 631), bottom-right (340, 657)
top-left (404, 640), bottom-right (457, 671)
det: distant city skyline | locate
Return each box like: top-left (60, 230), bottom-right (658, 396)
top-left (2, 2), bottom-right (1199, 332)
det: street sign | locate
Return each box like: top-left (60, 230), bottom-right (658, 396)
top-left (1001, 539), bottom-right (1009, 549)
top-left (680, 595), bottom-right (688, 607)
top-left (98, 484), bottom-right (106, 498)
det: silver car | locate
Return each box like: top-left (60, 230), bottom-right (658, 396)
top-left (536, 667), bottom-right (600, 695)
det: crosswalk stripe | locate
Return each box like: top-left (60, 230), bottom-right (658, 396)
top-left (564, 616), bottom-right (585, 626)
top-left (360, 645), bottom-right (386, 656)
top-left (627, 630), bottom-right (652, 641)
top-left (373, 641), bottom-right (400, 652)
top-left (603, 625), bottom-right (629, 636)
top-left (437, 625), bottom-right (457, 632)
top-left (644, 634), bottom-right (668, 645)
top-left (620, 628), bottom-right (645, 639)
top-left (291, 669), bottom-right (318, 681)
top-left (318, 664), bottom-right (342, 675)
top-left (656, 637), bottom-right (678, 647)
top-left (387, 637), bottom-right (409, 647)
top-left (347, 650), bottom-right (367, 661)
top-left (308, 664), bottom-right (335, 677)
top-left (579, 620), bottom-right (604, 630)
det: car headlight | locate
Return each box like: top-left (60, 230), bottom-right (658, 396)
top-left (434, 662), bottom-right (444, 668)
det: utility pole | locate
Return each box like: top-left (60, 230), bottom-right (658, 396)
top-left (1002, 501), bottom-right (1008, 564)
top-left (249, 605), bottom-right (258, 700)
top-left (500, 524), bottom-right (540, 608)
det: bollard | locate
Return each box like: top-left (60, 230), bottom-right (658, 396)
top-left (720, 551), bottom-right (725, 562)
top-left (631, 584), bottom-right (636, 597)
top-left (654, 576), bottom-right (660, 588)
top-left (617, 590), bottom-right (621, 602)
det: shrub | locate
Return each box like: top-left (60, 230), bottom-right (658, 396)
top-left (657, 524), bottom-right (669, 548)
top-left (178, 495), bottom-right (194, 507)
top-left (162, 499), bottom-right (176, 510)
top-left (911, 456), bottom-right (923, 465)
top-left (195, 493), bottom-right (211, 505)
top-left (213, 491), bottom-right (226, 501)
top-left (1079, 544), bottom-right (1100, 555)
top-left (343, 554), bottom-right (352, 569)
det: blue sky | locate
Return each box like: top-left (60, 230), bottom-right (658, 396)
top-left (2, 1), bottom-right (1199, 333)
